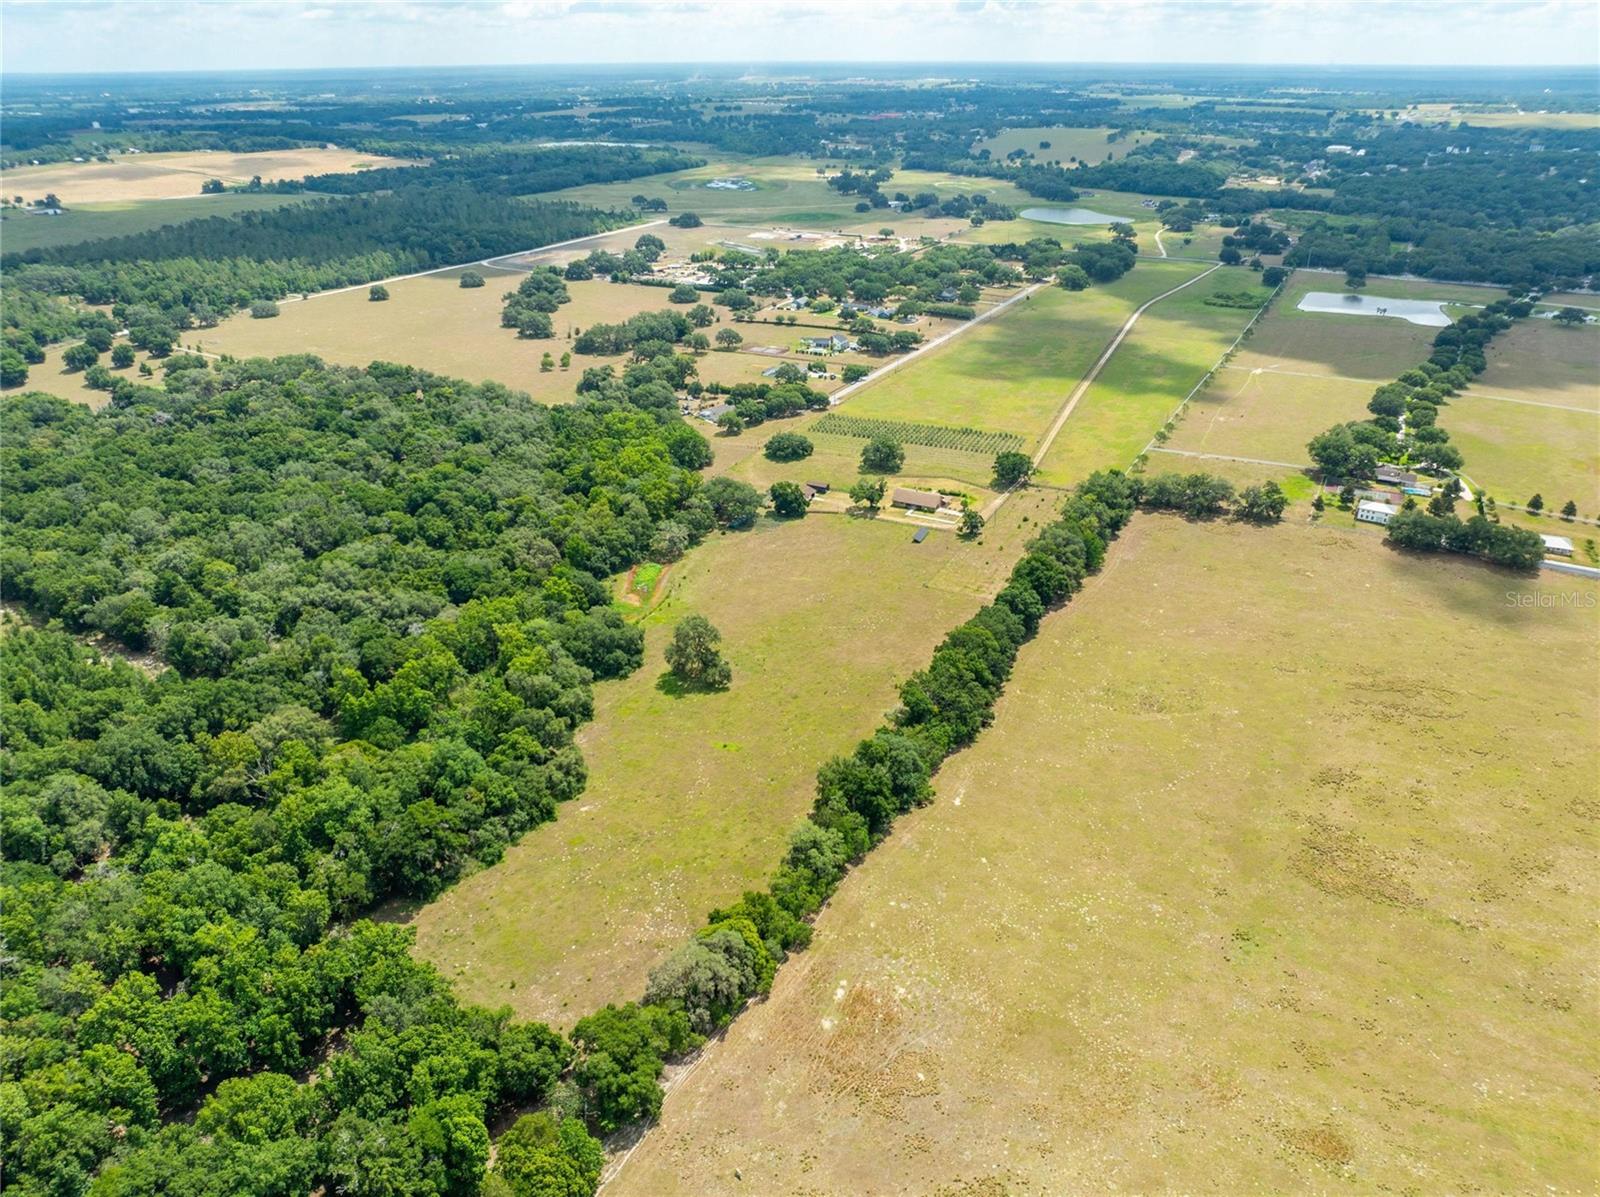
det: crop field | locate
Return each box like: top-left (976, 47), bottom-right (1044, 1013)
top-left (0, 192), bottom-right (318, 255)
top-left (1229, 270), bottom-right (1459, 380)
top-left (840, 263), bottom-right (1210, 450)
top-left (0, 147), bottom-right (419, 205)
top-left (970, 125), bottom-right (1155, 165)
top-left (612, 516), bottom-right (1600, 1196)
top-left (812, 412), bottom-right (1023, 456)
top-left (410, 492), bottom-right (1060, 1026)
top-left (1035, 264), bottom-right (1265, 485)
top-left (1168, 368), bottom-right (1375, 465)
top-left (1475, 319), bottom-right (1600, 412)
top-left (193, 268), bottom-right (735, 401)
top-left (1445, 394), bottom-right (1600, 514)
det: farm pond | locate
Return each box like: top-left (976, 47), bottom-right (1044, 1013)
top-left (1019, 206), bottom-right (1121, 225)
top-left (1296, 291), bottom-right (1452, 327)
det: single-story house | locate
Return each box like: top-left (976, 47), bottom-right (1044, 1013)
top-left (892, 487), bottom-right (949, 512)
top-left (1540, 534), bottom-right (1575, 557)
top-left (801, 483), bottom-right (824, 502)
top-left (1356, 499), bottom-right (1401, 526)
top-left (1375, 464), bottom-right (1418, 486)
top-left (697, 402), bottom-right (735, 424)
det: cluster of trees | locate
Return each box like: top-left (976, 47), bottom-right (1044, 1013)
top-left (1386, 506), bottom-right (1543, 570)
top-left (737, 243), bottom-right (1020, 310)
top-left (0, 351), bottom-right (730, 1195)
top-left (500, 268), bottom-right (572, 338)
top-left (1139, 472), bottom-right (1289, 522)
top-left (989, 229), bottom-right (1136, 287)
top-left (1307, 297), bottom-right (1529, 482)
top-left (562, 234), bottom-right (668, 285)
top-left (705, 380), bottom-right (830, 431)
top-left (572, 309), bottom-right (692, 356)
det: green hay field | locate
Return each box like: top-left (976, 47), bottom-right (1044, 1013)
top-left (1035, 264), bottom-right (1264, 485)
top-left (409, 490), bottom-right (1061, 1026)
top-left (1446, 394), bottom-right (1600, 514)
top-left (613, 516), bottom-right (1600, 1196)
top-left (841, 261), bottom-right (1212, 450)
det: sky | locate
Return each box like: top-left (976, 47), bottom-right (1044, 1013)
top-left (3, 0), bottom-right (1598, 75)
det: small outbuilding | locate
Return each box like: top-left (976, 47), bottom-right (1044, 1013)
top-left (1356, 499), bottom-right (1402, 526)
top-left (1540, 534), bottom-right (1575, 557)
top-left (912, 526), bottom-right (929, 543)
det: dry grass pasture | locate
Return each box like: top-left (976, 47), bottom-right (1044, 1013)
top-left (8, 340), bottom-right (160, 409)
top-left (613, 516), bottom-right (1600, 1196)
top-left (193, 268), bottom-right (764, 402)
top-left (410, 490), bottom-right (1060, 1026)
top-left (970, 125), bottom-right (1155, 166)
top-left (1168, 369), bottom-right (1376, 465)
top-left (1474, 319), bottom-right (1600, 412)
top-left (1445, 394), bottom-right (1600, 514)
top-left (1, 147), bottom-right (418, 205)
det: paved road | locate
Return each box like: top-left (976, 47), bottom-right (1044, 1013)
top-left (1539, 559), bottom-right (1600, 580)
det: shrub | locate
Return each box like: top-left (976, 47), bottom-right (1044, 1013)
top-left (763, 432), bottom-right (814, 462)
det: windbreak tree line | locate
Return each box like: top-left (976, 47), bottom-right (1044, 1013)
top-left (0, 352), bottom-right (725, 1197)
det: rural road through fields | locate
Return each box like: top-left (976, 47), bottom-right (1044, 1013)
top-left (270, 218), bottom-right (671, 305)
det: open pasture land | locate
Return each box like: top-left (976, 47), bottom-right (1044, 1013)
top-left (1397, 103), bottom-right (1600, 131)
top-left (842, 261), bottom-right (1211, 451)
top-left (0, 192), bottom-right (317, 256)
top-left (1475, 318), bottom-right (1600, 412)
top-left (8, 340), bottom-right (160, 409)
top-left (1035, 264), bottom-right (1265, 485)
top-left (0, 147), bottom-right (419, 205)
top-left (543, 157), bottom-right (1034, 230)
top-left (613, 516), bottom-right (1600, 1197)
top-left (970, 125), bottom-right (1156, 166)
top-left (195, 270), bottom-right (721, 401)
top-left (411, 494), bottom-right (1059, 1025)
top-left (495, 218), bottom-right (734, 268)
top-left (720, 421), bottom-right (1000, 503)
top-left (1230, 270), bottom-right (1464, 381)
top-left (1168, 368), bottom-right (1374, 466)
top-left (1446, 394), bottom-right (1600, 514)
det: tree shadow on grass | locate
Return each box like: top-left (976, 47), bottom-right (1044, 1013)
top-left (654, 672), bottom-right (729, 698)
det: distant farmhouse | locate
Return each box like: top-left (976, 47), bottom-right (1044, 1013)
top-left (891, 487), bottom-right (951, 513)
top-left (1356, 499), bottom-right (1401, 526)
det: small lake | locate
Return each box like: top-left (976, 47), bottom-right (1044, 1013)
top-left (1296, 292), bottom-right (1452, 327)
top-left (1020, 206), bottom-right (1122, 225)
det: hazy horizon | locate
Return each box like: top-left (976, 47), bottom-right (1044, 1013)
top-left (4, 0), bottom-right (1598, 77)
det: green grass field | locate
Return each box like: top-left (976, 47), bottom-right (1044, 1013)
top-left (842, 262), bottom-right (1211, 452)
top-left (0, 192), bottom-right (318, 255)
top-left (1168, 369), bottom-right (1375, 465)
top-left (1475, 319), bottom-right (1600, 412)
top-left (1230, 270), bottom-right (1464, 381)
top-left (1035, 264), bottom-right (1264, 485)
top-left (970, 125), bottom-right (1155, 166)
top-left (1446, 394), bottom-right (1600, 514)
top-left (542, 157), bottom-right (1035, 230)
top-left (409, 493), bottom-right (1061, 1026)
top-left (720, 422), bottom-right (1000, 501)
top-left (613, 516), bottom-right (1600, 1196)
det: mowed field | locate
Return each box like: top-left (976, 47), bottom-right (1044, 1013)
top-left (1, 147), bottom-right (418, 205)
top-left (970, 125), bottom-right (1155, 165)
top-left (841, 264), bottom-right (1210, 450)
top-left (1168, 369), bottom-right (1375, 466)
top-left (411, 490), bottom-right (1062, 1026)
top-left (542, 156), bottom-right (1036, 230)
top-left (613, 516), bottom-right (1600, 1196)
top-left (1035, 264), bottom-right (1265, 485)
top-left (0, 192), bottom-right (318, 255)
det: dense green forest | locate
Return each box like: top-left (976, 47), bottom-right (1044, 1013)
top-left (0, 353), bottom-right (722, 1196)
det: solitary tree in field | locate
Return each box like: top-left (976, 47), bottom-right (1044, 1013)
top-left (715, 328), bottom-right (742, 350)
top-left (62, 343), bottom-right (99, 372)
top-left (459, 270), bottom-right (485, 289)
top-left (250, 301), bottom-right (280, 319)
top-left (665, 615), bottom-right (731, 690)
top-left (1561, 499), bottom-right (1578, 519)
top-left (859, 437), bottom-right (904, 473)
top-left (1552, 306), bottom-right (1588, 326)
top-left (770, 481), bottom-right (808, 518)
top-left (686, 333), bottom-right (710, 353)
top-left (369, 285), bottom-right (390, 302)
top-left (1527, 493), bottom-right (1544, 513)
top-left (540, 352), bottom-right (555, 372)
top-left (992, 450), bottom-right (1033, 488)
top-left (111, 344), bottom-right (135, 369)
top-left (958, 503), bottom-right (985, 538)
top-left (559, 351), bottom-right (571, 369)
top-left (849, 477), bottom-right (886, 510)
top-left (1344, 260), bottom-right (1367, 289)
